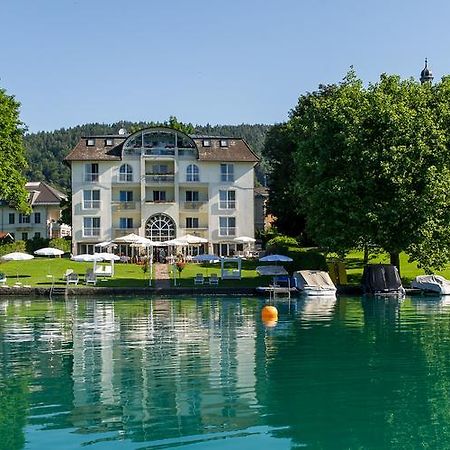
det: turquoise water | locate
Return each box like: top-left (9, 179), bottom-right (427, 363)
top-left (1, 296), bottom-right (450, 449)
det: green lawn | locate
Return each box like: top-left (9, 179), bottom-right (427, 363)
top-left (0, 251), bottom-right (447, 289)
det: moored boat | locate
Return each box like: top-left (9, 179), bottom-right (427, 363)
top-left (411, 274), bottom-right (450, 295)
top-left (293, 270), bottom-right (337, 296)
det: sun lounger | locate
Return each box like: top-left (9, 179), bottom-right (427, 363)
top-left (66, 273), bottom-right (79, 285)
top-left (209, 273), bottom-right (219, 286)
top-left (194, 273), bottom-right (204, 285)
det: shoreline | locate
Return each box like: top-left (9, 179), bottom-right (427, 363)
top-left (0, 285), bottom-right (423, 297)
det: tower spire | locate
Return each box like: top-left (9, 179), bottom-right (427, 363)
top-left (420, 58), bottom-right (433, 84)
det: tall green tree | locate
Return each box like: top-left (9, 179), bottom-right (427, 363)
top-left (0, 87), bottom-right (29, 212)
top-left (267, 70), bottom-right (450, 272)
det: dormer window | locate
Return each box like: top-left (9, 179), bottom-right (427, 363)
top-left (220, 139), bottom-right (228, 147)
top-left (203, 140), bottom-right (211, 147)
top-left (105, 138), bottom-right (114, 146)
top-left (86, 138), bottom-right (95, 146)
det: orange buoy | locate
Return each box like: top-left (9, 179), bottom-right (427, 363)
top-left (261, 305), bottom-right (278, 323)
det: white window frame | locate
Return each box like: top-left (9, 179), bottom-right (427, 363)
top-left (18, 213), bottom-right (30, 224)
top-left (220, 163), bottom-right (234, 182)
top-left (220, 139), bottom-right (228, 147)
top-left (219, 217), bottom-right (236, 237)
top-left (85, 163), bottom-right (99, 182)
top-left (105, 138), bottom-right (114, 146)
top-left (119, 217), bottom-right (134, 229)
top-left (186, 164), bottom-right (200, 182)
top-left (203, 139), bottom-right (211, 147)
top-left (119, 164), bottom-right (133, 182)
top-left (219, 190), bottom-right (236, 209)
top-left (83, 190), bottom-right (101, 209)
top-left (83, 217), bottom-right (101, 237)
top-left (86, 138), bottom-right (95, 146)
top-left (185, 217), bottom-right (199, 229)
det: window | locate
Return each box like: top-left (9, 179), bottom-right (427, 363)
top-left (19, 214), bottom-right (30, 224)
top-left (185, 191), bottom-right (199, 202)
top-left (34, 232), bottom-right (41, 239)
top-left (220, 139), bottom-right (228, 147)
top-left (119, 218), bottom-right (134, 229)
top-left (119, 191), bottom-right (133, 202)
top-left (145, 214), bottom-right (176, 242)
top-left (21, 232), bottom-right (28, 241)
top-left (119, 164), bottom-right (133, 182)
top-left (220, 163), bottom-right (234, 182)
top-left (219, 217), bottom-right (236, 236)
top-left (153, 191), bottom-right (166, 202)
top-left (186, 164), bottom-right (199, 182)
top-left (185, 217), bottom-right (199, 228)
top-left (152, 164), bottom-right (168, 174)
top-left (34, 212), bottom-right (41, 224)
top-left (105, 138), bottom-right (114, 146)
top-left (219, 190), bottom-right (236, 209)
top-left (83, 217), bottom-right (100, 237)
top-left (85, 163), bottom-right (99, 182)
top-left (203, 139), bottom-right (211, 147)
top-left (83, 190), bottom-right (100, 209)
top-left (86, 138), bottom-right (95, 146)
top-left (8, 213), bottom-right (14, 224)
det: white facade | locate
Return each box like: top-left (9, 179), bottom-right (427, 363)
top-left (0, 182), bottom-right (69, 240)
top-left (68, 127), bottom-right (258, 256)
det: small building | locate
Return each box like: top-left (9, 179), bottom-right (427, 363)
top-left (0, 182), bottom-right (70, 240)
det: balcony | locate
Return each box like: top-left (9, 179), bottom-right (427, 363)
top-left (219, 228), bottom-right (236, 237)
top-left (112, 175), bottom-right (139, 184)
top-left (83, 228), bottom-right (101, 237)
top-left (144, 174), bottom-right (175, 184)
top-left (144, 147), bottom-right (175, 157)
top-left (181, 201), bottom-right (208, 211)
top-left (114, 227), bottom-right (139, 238)
top-left (82, 200), bottom-right (101, 210)
top-left (112, 201), bottom-right (138, 211)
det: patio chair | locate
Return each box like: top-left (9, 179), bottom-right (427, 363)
top-left (63, 269), bottom-right (74, 280)
top-left (85, 269), bottom-right (97, 286)
top-left (194, 273), bottom-right (204, 285)
top-left (0, 273), bottom-right (6, 286)
top-left (66, 272), bottom-right (79, 286)
top-left (209, 273), bottom-right (219, 286)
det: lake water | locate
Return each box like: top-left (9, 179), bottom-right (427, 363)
top-left (1, 295), bottom-right (450, 449)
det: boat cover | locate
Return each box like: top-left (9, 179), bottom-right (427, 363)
top-left (411, 274), bottom-right (450, 294)
top-left (361, 264), bottom-right (403, 294)
top-left (294, 270), bottom-right (336, 290)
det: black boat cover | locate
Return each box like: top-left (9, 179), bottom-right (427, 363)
top-left (361, 264), bottom-right (403, 294)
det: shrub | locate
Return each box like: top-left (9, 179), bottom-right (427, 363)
top-left (0, 240), bottom-right (26, 257)
top-left (49, 238), bottom-right (71, 253)
top-left (266, 235), bottom-right (298, 254)
top-left (25, 237), bottom-right (50, 253)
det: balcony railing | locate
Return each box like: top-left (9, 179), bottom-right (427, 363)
top-left (112, 201), bottom-right (138, 211)
top-left (112, 175), bottom-right (137, 184)
top-left (144, 147), bottom-right (175, 156)
top-left (219, 201), bottom-right (236, 209)
top-left (84, 173), bottom-right (99, 182)
top-left (83, 227), bottom-right (101, 237)
top-left (219, 227), bottom-right (236, 237)
top-left (181, 201), bottom-right (208, 210)
top-left (83, 200), bottom-right (101, 209)
top-left (114, 228), bottom-right (139, 238)
top-left (144, 174), bottom-right (175, 183)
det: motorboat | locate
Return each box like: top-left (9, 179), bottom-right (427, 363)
top-left (292, 270), bottom-right (337, 296)
top-left (361, 264), bottom-right (405, 297)
top-left (411, 274), bottom-right (450, 295)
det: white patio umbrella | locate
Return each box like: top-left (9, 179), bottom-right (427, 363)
top-left (1, 252), bottom-right (35, 261)
top-left (233, 236), bottom-right (256, 244)
top-left (71, 254), bottom-right (104, 262)
top-left (34, 247), bottom-right (65, 257)
top-left (177, 234), bottom-right (208, 244)
top-left (192, 254), bottom-right (220, 263)
top-left (1, 252), bottom-right (34, 284)
top-left (94, 241), bottom-right (118, 250)
top-left (93, 253), bottom-right (121, 261)
top-left (113, 233), bottom-right (145, 243)
top-left (259, 254), bottom-right (293, 263)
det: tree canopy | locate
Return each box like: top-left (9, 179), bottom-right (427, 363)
top-left (265, 70), bottom-right (450, 272)
top-left (0, 87), bottom-right (30, 212)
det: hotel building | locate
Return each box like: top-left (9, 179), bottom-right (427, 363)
top-left (65, 127), bottom-right (259, 256)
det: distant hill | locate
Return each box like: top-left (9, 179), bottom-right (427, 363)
top-left (24, 122), bottom-right (271, 192)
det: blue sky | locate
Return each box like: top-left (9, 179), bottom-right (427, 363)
top-left (2, 0), bottom-right (449, 132)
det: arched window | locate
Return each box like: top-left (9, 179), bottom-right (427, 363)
top-left (186, 164), bottom-right (199, 182)
top-left (119, 164), bottom-right (133, 182)
top-left (145, 214), bottom-right (176, 242)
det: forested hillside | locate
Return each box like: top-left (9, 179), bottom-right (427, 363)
top-left (24, 121), bottom-right (271, 192)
